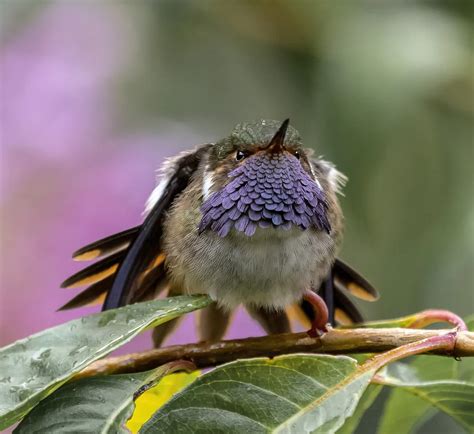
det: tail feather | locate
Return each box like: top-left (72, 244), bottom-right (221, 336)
top-left (294, 258), bottom-right (376, 327)
top-left (72, 226), bottom-right (139, 261)
top-left (58, 275), bottom-right (114, 310)
top-left (60, 251), bottom-right (168, 309)
top-left (333, 283), bottom-right (364, 324)
top-left (61, 250), bottom-right (126, 289)
top-left (333, 259), bottom-right (379, 302)
top-left (246, 306), bottom-right (291, 335)
top-left (197, 303), bottom-right (233, 343)
top-left (126, 259), bottom-right (167, 304)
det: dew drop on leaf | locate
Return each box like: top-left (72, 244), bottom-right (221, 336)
top-left (98, 311), bottom-right (117, 327)
top-left (69, 346), bottom-right (88, 356)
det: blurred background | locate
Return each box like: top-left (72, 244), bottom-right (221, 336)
top-left (0, 1), bottom-right (472, 431)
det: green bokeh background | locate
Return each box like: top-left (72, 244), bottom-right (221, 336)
top-left (116, 0), bottom-right (473, 320)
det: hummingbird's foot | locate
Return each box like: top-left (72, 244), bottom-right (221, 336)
top-left (303, 290), bottom-right (329, 337)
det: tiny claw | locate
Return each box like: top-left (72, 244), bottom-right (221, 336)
top-left (307, 326), bottom-right (322, 338)
top-left (307, 328), bottom-right (318, 338)
top-left (307, 322), bottom-right (330, 338)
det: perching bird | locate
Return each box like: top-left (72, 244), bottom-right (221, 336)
top-left (60, 119), bottom-right (378, 346)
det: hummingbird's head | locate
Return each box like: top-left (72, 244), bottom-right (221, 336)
top-left (199, 119), bottom-right (330, 237)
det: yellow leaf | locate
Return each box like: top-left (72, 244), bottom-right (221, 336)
top-left (126, 371), bottom-right (200, 433)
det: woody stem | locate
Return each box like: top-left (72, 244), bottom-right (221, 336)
top-left (75, 327), bottom-right (474, 379)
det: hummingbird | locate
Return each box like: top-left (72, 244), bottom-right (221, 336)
top-left (60, 119), bottom-right (378, 346)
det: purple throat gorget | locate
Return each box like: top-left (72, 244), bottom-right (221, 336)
top-left (199, 152), bottom-right (330, 237)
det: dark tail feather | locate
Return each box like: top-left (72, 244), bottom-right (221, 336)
top-left (299, 287), bottom-right (364, 327)
top-left (297, 259), bottom-right (374, 327)
top-left (319, 272), bottom-right (335, 325)
top-left (333, 283), bottom-right (364, 325)
top-left (58, 275), bottom-right (114, 310)
top-left (333, 258), bottom-right (379, 302)
top-left (59, 253), bottom-right (168, 310)
top-left (198, 303), bottom-right (234, 343)
top-left (126, 259), bottom-right (167, 304)
top-left (60, 250), bottom-right (126, 289)
top-left (72, 226), bottom-right (140, 261)
top-left (246, 305), bottom-right (291, 335)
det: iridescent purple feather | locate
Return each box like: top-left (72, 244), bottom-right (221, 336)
top-left (199, 153), bottom-right (330, 237)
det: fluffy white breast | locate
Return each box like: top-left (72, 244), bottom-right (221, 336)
top-left (180, 227), bottom-right (336, 310)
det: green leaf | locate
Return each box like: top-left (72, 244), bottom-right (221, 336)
top-left (378, 316), bottom-right (474, 434)
top-left (336, 384), bottom-right (382, 434)
top-left (14, 361), bottom-right (194, 434)
top-left (140, 354), bottom-right (378, 434)
top-left (140, 328), bottom-right (463, 434)
top-left (377, 357), bottom-right (454, 434)
top-left (379, 391), bottom-right (435, 434)
top-left (384, 381), bottom-right (474, 432)
top-left (378, 356), bottom-right (474, 433)
top-left (14, 373), bottom-right (147, 433)
top-left (0, 295), bottom-right (211, 430)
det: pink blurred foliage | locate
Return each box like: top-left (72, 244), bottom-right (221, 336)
top-left (1, 3), bottom-right (125, 162)
top-left (0, 3), bottom-right (155, 349)
top-left (0, 2), bottom-right (268, 354)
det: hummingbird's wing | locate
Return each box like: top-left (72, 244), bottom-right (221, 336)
top-left (59, 231), bottom-right (149, 310)
top-left (60, 145), bottom-right (211, 311)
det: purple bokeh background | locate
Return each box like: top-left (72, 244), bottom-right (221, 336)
top-left (0, 3), bottom-right (270, 353)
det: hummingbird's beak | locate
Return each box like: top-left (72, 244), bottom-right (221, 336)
top-left (265, 118), bottom-right (290, 153)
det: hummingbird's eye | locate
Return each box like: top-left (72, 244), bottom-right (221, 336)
top-left (293, 150), bottom-right (301, 159)
top-left (235, 150), bottom-right (248, 161)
